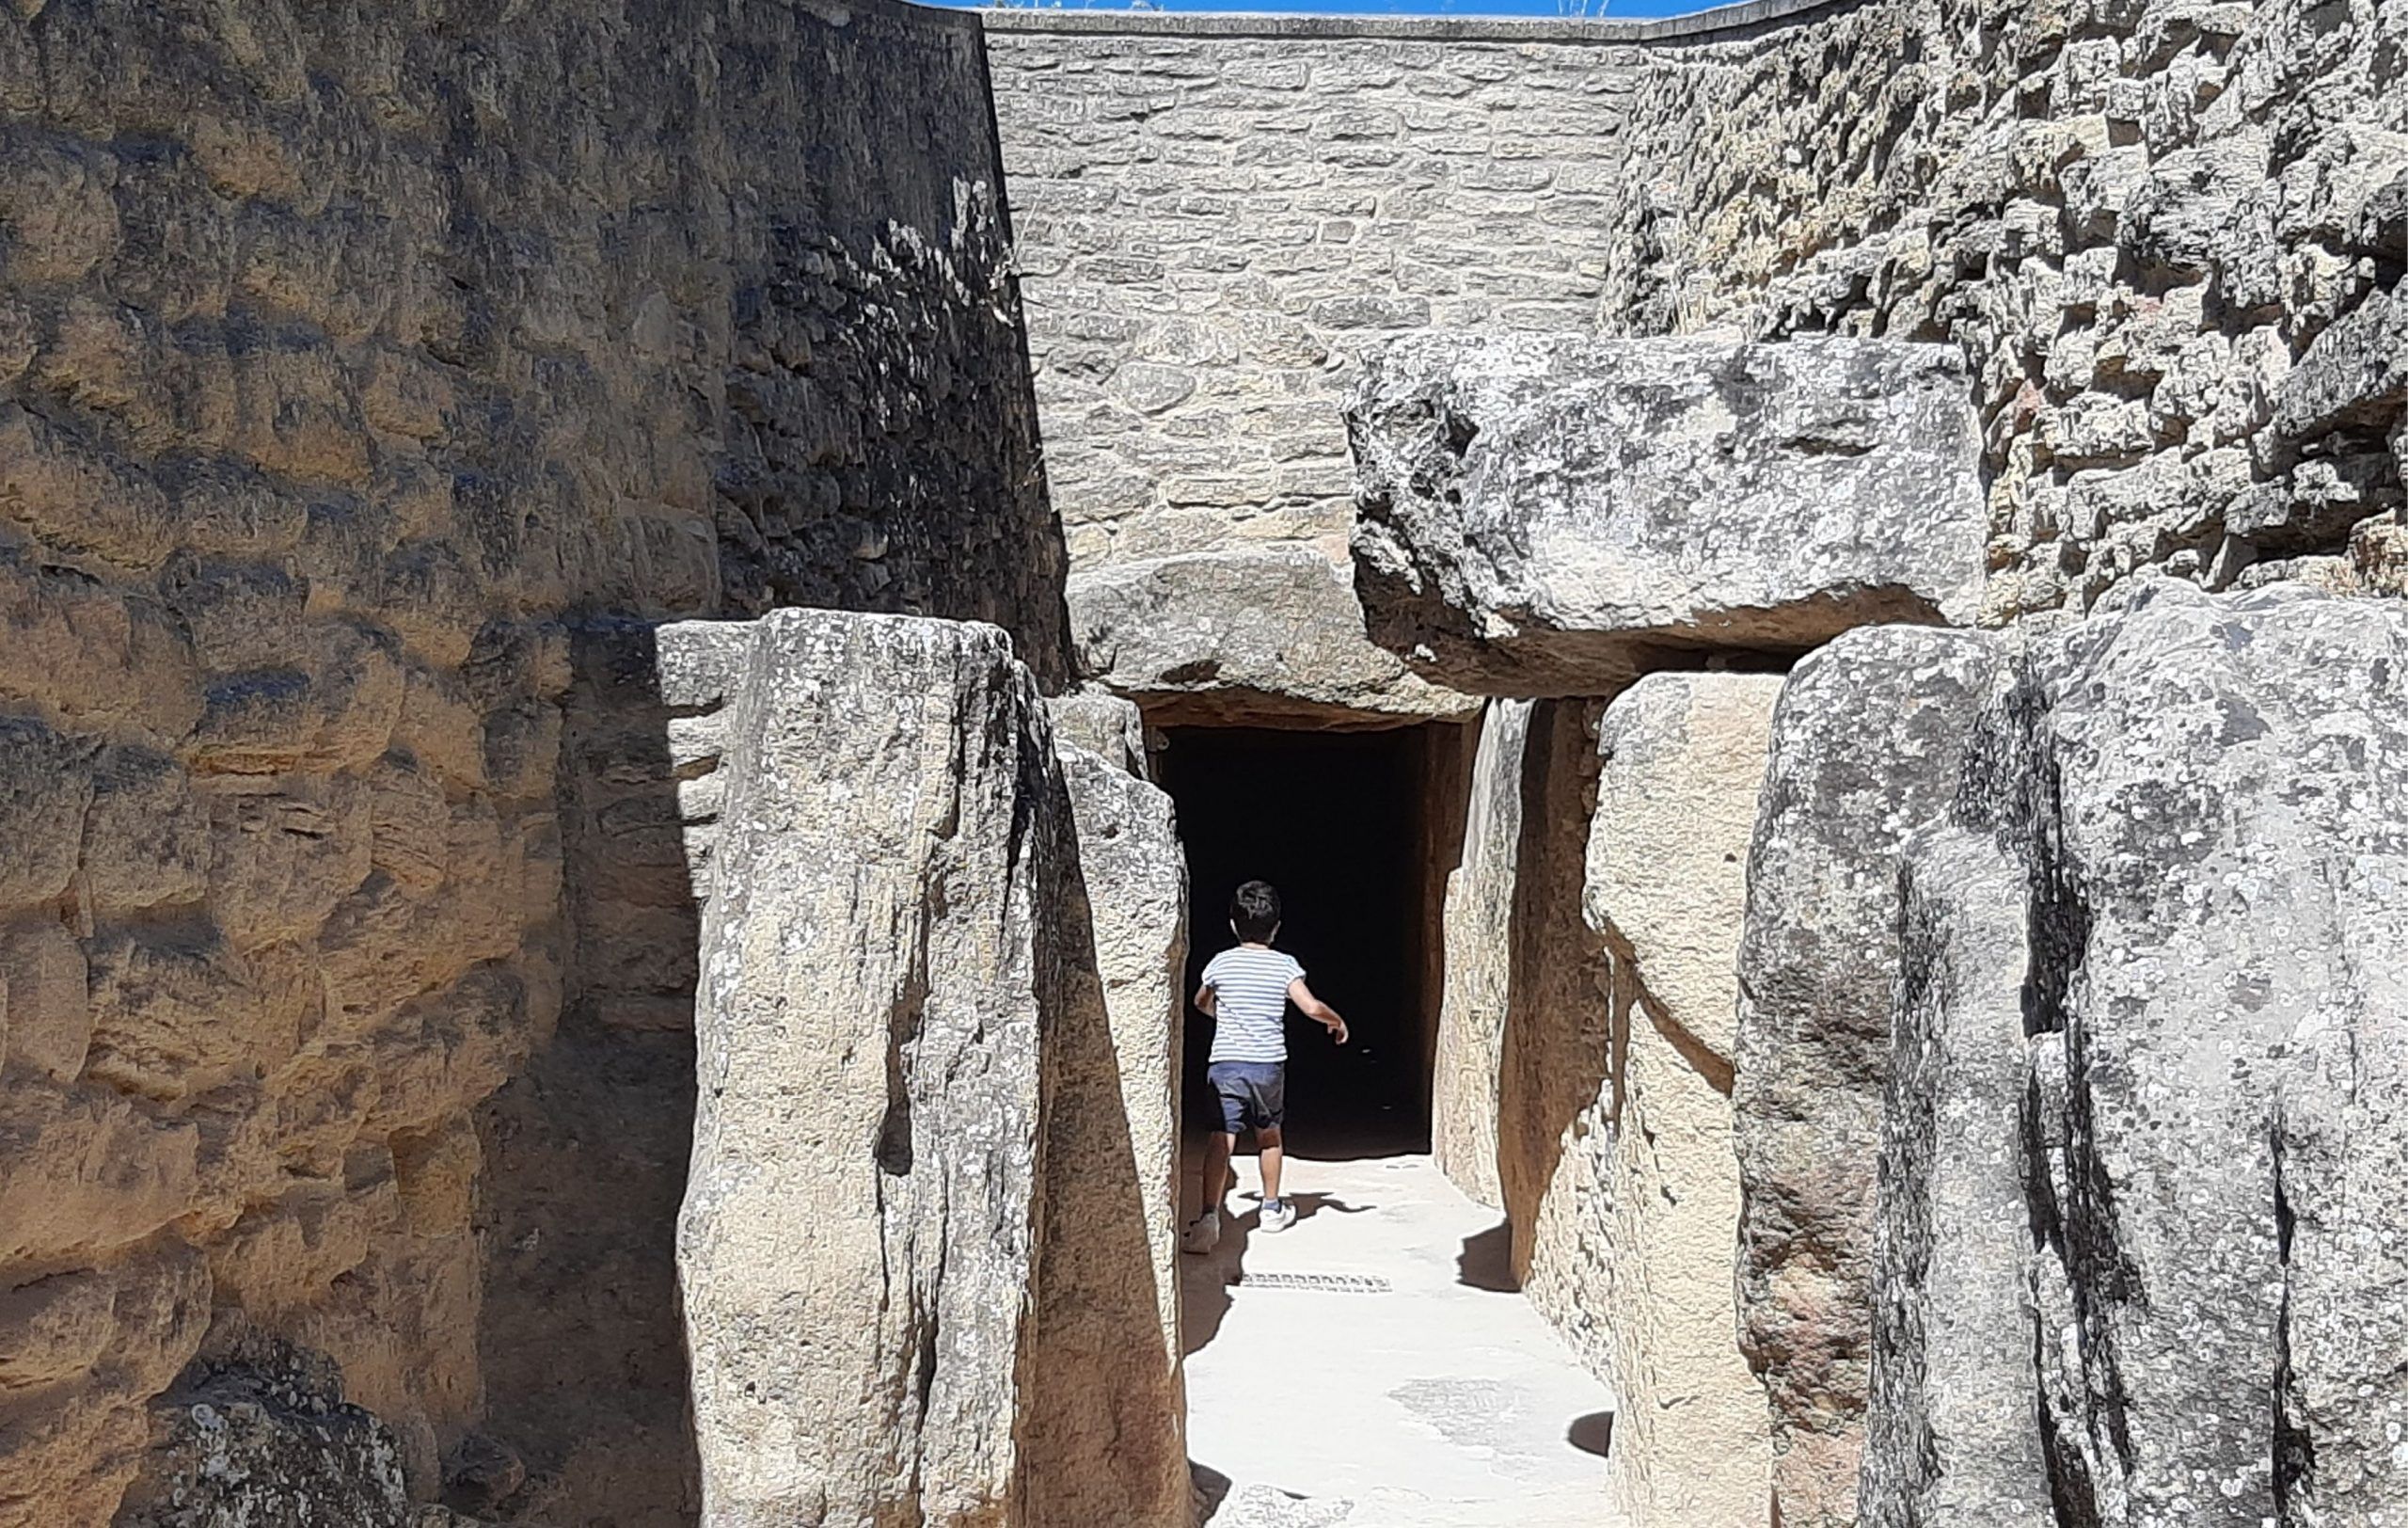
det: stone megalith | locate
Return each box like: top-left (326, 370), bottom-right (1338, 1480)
top-left (676, 610), bottom-right (1065, 1527)
top-left (1347, 335), bottom-right (1988, 695)
top-left (1545, 672), bottom-right (1780, 1528)
top-left (1429, 698), bottom-right (1531, 1208)
top-left (1066, 544), bottom-right (1474, 726)
top-left (1860, 827), bottom-right (2050, 1528)
top-left (1861, 582), bottom-right (2408, 1523)
top-left (1732, 627), bottom-right (2003, 1528)
top-left (1026, 704), bottom-right (1190, 1528)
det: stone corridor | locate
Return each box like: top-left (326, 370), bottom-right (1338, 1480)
top-left (1180, 1153), bottom-right (1614, 1527)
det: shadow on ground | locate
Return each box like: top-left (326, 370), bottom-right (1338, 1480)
top-left (1455, 1219), bottom-right (1519, 1293)
top-left (1567, 1411), bottom-right (1614, 1458)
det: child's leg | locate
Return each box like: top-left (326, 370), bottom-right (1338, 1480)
top-left (1200, 1130), bottom-right (1235, 1214)
top-left (1257, 1124), bottom-right (1284, 1204)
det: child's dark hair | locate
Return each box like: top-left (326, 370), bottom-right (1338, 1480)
top-left (1230, 881), bottom-right (1282, 943)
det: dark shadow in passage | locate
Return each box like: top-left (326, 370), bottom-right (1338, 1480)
top-left (1160, 726), bottom-right (1435, 1159)
top-left (1568, 1411), bottom-right (1616, 1458)
top-left (1456, 1219), bottom-right (1520, 1293)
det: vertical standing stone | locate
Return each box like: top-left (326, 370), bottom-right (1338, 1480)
top-left (1860, 827), bottom-right (2049, 1528)
top-left (1026, 711), bottom-right (1191, 1527)
top-left (1733, 628), bottom-right (2003, 1528)
top-left (678, 611), bottom-right (1065, 1528)
top-left (1430, 699), bottom-right (1531, 1208)
top-left (1545, 673), bottom-right (1780, 1527)
top-left (1495, 700), bottom-right (1612, 1285)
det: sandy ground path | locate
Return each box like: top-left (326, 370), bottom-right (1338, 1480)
top-left (1180, 1153), bottom-right (1621, 1527)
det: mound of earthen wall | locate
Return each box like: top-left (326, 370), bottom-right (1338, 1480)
top-left (0, 0), bottom-right (1062, 1520)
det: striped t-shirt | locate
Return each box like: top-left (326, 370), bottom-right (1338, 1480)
top-left (1202, 946), bottom-right (1305, 1063)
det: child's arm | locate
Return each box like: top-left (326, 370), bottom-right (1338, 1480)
top-left (1287, 978), bottom-right (1348, 1045)
top-left (1193, 981), bottom-right (1217, 1018)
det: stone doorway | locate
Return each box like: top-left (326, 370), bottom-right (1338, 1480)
top-left (1156, 723), bottom-right (1465, 1159)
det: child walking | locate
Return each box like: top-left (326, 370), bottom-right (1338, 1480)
top-left (1182, 880), bottom-right (1348, 1252)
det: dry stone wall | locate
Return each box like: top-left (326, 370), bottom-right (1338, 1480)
top-left (984, 13), bottom-right (1656, 578)
top-left (990, 0), bottom-right (2406, 631)
top-left (1599, 0), bottom-right (2408, 618)
top-left (0, 1), bottom-right (1061, 1521)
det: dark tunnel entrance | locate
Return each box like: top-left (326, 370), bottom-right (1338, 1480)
top-left (1158, 723), bottom-right (1466, 1159)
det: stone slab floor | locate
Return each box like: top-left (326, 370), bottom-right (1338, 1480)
top-left (1180, 1152), bottom-right (1619, 1527)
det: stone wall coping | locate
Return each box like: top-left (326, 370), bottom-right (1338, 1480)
top-left (972, 0), bottom-right (1856, 46)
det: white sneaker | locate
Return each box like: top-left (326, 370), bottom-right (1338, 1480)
top-left (1259, 1199), bottom-right (1296, 1234)
top-left (1180, 1210), bottom-right (1221, 1255)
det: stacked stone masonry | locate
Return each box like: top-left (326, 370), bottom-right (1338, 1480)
top-left (0, 0), bottom-right (1062, 1522)
top-left (988, 1), bottom-right (2408, 618)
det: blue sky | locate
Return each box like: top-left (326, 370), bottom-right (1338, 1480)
top-left (931, 0), bottom-right (1715, 15)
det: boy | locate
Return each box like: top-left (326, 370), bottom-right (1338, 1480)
top-left (1182, 880), bottom-right (1348, 1252)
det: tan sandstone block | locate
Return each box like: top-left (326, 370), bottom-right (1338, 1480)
top-left (182, 623), bottom-right (403, 776)
top-left (0, 1244), bottom-right (208, 1528)
top-left (0, 1078), bottom-right (200, 1264)
top-left (0, 404), bottom-right (172, 570)
top-left (1, 918), bottom-right (90, 1083)
top-left (0, 714), bottom-right (93, 909)
top-left (81, 925), bottom-right (288, 1103)
top-left (0, 128), bottom-right (119, 283)
top-left (202, 774), bottom-right (372, 950)
top-left (78, 746), bottom-right (210, 914)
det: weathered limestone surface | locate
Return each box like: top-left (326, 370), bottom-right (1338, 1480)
top-left (1068, 545), bottom-right (1475, 726)
top-left (1348, 334), bottom-right (1988, 693)
top-left (1493, 700), bottom-right (1609, 1286)
top-left (1525, 673), bottom-right (1778, 1528)
top-left (1860, 829), bottom-right (2048, 1528)
top-left (1733, 626), bottom-right (2004, 1528)
top-left (1031, 718), bottom-right (1190, 1528)
top-left (1429, 699), bottom-right (1529, 1208)
top-left (0, 0), bottom-right (1060, 1518)
top-left (677, 613), bottom-right (1186, 1528)
top-left (679, 612), bottom-right (1059, 1526)
top-left (1861, 582), bottom-right (2408, 1523)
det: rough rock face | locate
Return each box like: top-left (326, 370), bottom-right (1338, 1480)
top-left (1429, 700), bottom-right (1530, 1208)
top-left (1594, 0), bottom-right (2408, 620)
top-left (1492, 700), bottom-right (1611, 1286)
top-left (676, 613), bottom-right (1187, 1528)
top-left (678, 611), bottom-right (1062, 1525)
top-left (0, 0), bottom-right (1062, 1518)
top-left (1030, 715), bottom-right (1190, 1528)
top-left (1861, 583), bottom-right (2408, 1524)
top-left (1732, 627), bottom-right (2004, 1528)
top-left (113, 1344), bottom-right (423, 1528)
top-left (1348, 335), bottom-right (1988, 693)
top-left (1047, 691), bottom-right (1154, 779)
top-left (1526, 673), bottom-right (1778, 1528)
top-left (1067, 546), bottom-right (1475, 726)
top-left (1860, 829), bottom-right (2048, 1528)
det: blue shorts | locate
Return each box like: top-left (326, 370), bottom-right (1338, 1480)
top-left (1207, 1060), bottom-right (1286, 1134)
